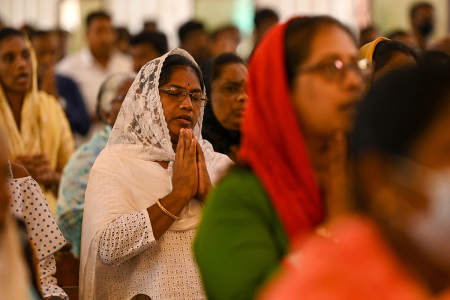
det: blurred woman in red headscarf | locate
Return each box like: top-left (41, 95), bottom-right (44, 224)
top-left (194, 16), bottom-right (368, 299)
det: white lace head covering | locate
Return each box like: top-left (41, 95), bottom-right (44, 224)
top-left (106, 48), bottom-right (214, 167)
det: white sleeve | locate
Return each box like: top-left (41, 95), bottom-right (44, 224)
top-left (39, 254), bottom-right (68, 299)
top-left (98, 209), bottom-right (156, 266)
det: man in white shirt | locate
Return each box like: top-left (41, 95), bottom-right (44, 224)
top-left (56, 11), bottom-right (132, 121)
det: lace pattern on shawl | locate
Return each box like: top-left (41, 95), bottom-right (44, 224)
top-left (106, 48), bottom-right (212, 164)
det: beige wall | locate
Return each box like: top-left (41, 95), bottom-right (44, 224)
top-left (372, 0), bottom-right (448, 39)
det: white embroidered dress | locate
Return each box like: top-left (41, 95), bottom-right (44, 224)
top-left (80, 48), bottom-right (232, 300)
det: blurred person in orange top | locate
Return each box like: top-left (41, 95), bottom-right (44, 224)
top-left (259, 64), bottom-right (450, 300)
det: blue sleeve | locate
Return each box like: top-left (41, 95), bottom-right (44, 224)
top-left (56, 75), bottom-right (91, 135)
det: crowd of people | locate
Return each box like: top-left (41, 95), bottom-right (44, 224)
top-left (1, 2), bottom-right (450, 300)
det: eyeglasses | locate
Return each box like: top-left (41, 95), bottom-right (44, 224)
top-left (159, 86), bottom-right (208, 107)
top-left (111, 95), bottom-right (126, 104)
top-left (297, 58), bottom-right (371, 82)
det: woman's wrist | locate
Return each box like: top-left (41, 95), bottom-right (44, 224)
top-left (171, 189), bottom-right (193, 203)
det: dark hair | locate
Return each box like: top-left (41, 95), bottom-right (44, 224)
top-left (420, 50), bottom-right (450, 65)
top-left (130, 31), bottom-right (168, 56)
top-left (285, 16), bottom-right (356, 87)
top-left (116, 27), bottom-right (130, 41)
top-left (178, 21), bottom-right (204, 44)
top-left (201, 53), bottom-right (245, 100)
top-left (410, 2), bottom-right (434, 18)
top-left (29, 30), bottom-right (54, 41)
top-left (254, 8), bottom-right (279, 28)
top-left (372, 40), bottom-right (417, 73)
top-left (210, 25), bottom-right (240, 42)
top-left (0, 28), bottom-right (24, 45)
top-left (201, 54), bottom-right (245, 155)
top-left (352, 64), bottom-right (450, 159)
top-left (387, 30), bottom-right (409, 40)
top-left (158, 54), bottom-right (204, 92)
top-left (86, 11), bottom-right (111, 28)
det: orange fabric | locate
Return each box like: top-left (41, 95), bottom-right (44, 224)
top-left (239, 18), bottom-right (323, 241)
top-left (260, 216), bottom-right (450, 300)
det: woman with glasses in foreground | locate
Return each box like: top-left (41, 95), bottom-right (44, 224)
top-left (80, 49), bottom-right (232, 300)
top-left (261, 65), bottom-right (450, 300)
top-left (194, 16), bottom-right (367, 299)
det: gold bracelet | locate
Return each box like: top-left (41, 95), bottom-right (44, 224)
top-left (157, 199), bottom-right (180, 221)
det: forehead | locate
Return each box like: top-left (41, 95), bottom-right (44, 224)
top-left (88, 17), bottom-right (112, 29)
top-left (32, 34), bottom-right (58, 47)
top-left (0, 35), bottom-right (27, 53)
top-left (415, 6), bottom-right (434, 18)
top-left (215, 63), bottom-right (247, 81)
top-left (306, 24), bottom-right (357, 63)
top-left (167, 66), bottom-right (201, 88)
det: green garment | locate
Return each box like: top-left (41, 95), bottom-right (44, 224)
top-left (194, 167), bottom-right (289, 300)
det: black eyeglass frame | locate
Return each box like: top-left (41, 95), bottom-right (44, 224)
top-left (159, 87), bottom-right (209, 107)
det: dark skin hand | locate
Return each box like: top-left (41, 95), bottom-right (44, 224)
top-left (15, 153), bottom-right (61, 193)
top-left (147, 128), bottom-right (212, 240)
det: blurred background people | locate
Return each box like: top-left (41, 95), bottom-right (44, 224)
top-left (178, 20), bottom-right (210, 66)
top-left (129, 30), bottom-right (168, 73)
top-left (56, 11), bottom-right (132, 126)
top-left (30, 30), bottom-right (91, 137)
top-left (115, 27), bottom-right (131, 54)
top-left (194, 16), bottom-right (366, 300)
top-left (410, 2), bottom-right (435, 50)
top-left (260, 64), bottom-right (450, 300)
top-left (0, 28), bottom-right (74, 214)
top-left (359, 26), bottom-right (381, 48)
top-left (253, 8), bottom-right (279, 48)
top-left (201, 52), bottom-right (248, 161)
top-left (387, 30), bottom-right (418, 47)
top-left (55, 29), bottom-right (69, 62)
top-left (208, 25), bottom-right (240, 57)
top-left (428, 36), bottom-right (450, 55)
top-left (359, 38), bottom-right (417, 84)
top-left (57, 72), bottom-right (135, 258)
top-left (143, 20), bottom-right (158, 32)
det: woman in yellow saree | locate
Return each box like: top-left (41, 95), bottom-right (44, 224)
top-left (0, 28), bottom-right (74, 214)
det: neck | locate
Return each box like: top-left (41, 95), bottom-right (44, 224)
top-left (303, 132), bottom-right (331, 176)
top-left (91, 49), bottom-right (111, 68)
top-left (413, 30), bottom-right (428, 50)
top-left (5, 90), bottom-right (26, 129)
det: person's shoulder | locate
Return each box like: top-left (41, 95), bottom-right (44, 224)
top-left (211, 166), bottom-right (267, 201)
top-left (55, 74), bottom-right (76, 86)
top-left (56, 51), bottom-right (85, 72)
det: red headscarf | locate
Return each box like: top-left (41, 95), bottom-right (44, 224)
top-left (239, 19), bottom-right (324, 241)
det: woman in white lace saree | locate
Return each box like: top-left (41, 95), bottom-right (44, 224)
top-left (80, 49), bottom-right (232, 300)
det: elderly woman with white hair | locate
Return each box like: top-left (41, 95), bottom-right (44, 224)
top-left (56, 73), bottom-right (136, 258)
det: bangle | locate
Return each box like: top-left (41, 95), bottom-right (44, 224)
top-left (157, 199), bottom-right (180, 221)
